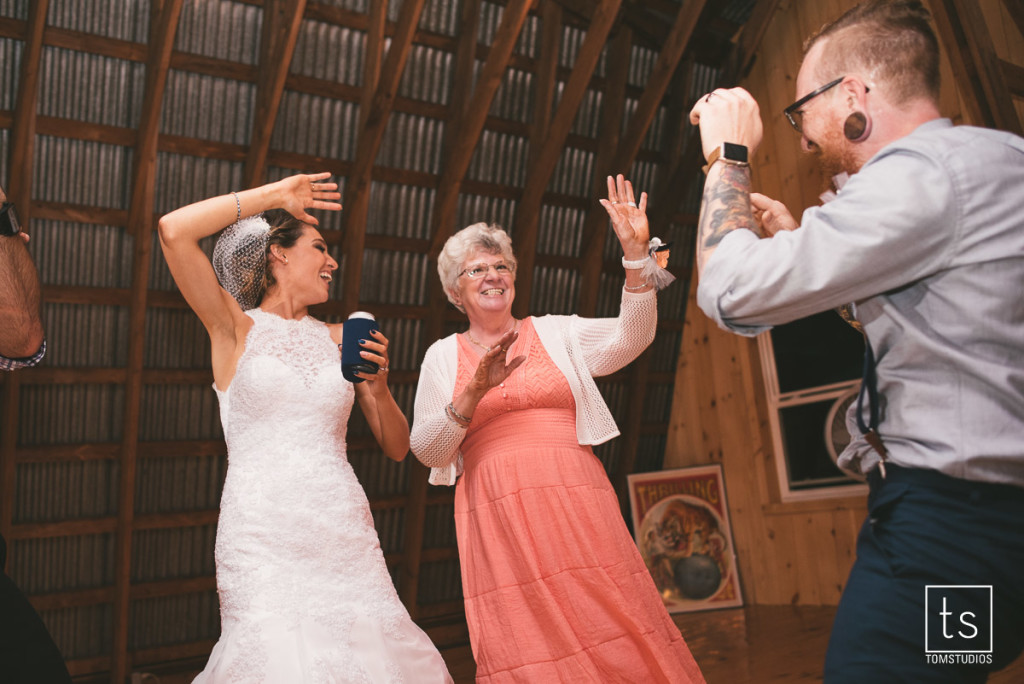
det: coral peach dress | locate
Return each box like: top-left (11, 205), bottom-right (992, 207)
top-left (453, 318), bottom-right (704, 683)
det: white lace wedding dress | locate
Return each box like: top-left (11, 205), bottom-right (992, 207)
top-left (194, 309), bottom-right (452, 683)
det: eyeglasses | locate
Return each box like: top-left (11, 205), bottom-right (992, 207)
top-left (459, 262), bottom-right (514, 279)
top-left (783, 77), bottom-right (845, 134)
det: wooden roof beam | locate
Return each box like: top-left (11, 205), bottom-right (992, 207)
top-left (413, 2), bottom-right (532, 609)
top-left (510, 0), bottom-right (623, 318)
top-left (648, 0), bottom-right (781, 260)
top-left (719, 0), bottom-right (783, 82)
top-left (577, 0), bottom-right (706, 317)
top-left (5, 0), bottom-right (46, 218)
top-left (526, 0), bottom-right (564, 168)
top-left (113, 1), bottom-right (185, 681)
top-left (1002, 0), bottom-right (1024, 44)
top-left (341, 0), bottom-right (428, 314)
top-left (930, 0), bottom-right (1023, 134)
top-left (243, 0), bottom-right (308, 188)
top-left (553, 0), bottom-right (670, 47)
top-left (401, 0), bottom-right (483, 617)
top-left (360, 0), bottom-right (389, 129)
top-left (1002, 58), bottom-right (1024, 97)
top-left (0, 0), bottom-right (48, 575)
top-left (426, 0), bottom-right (534, 256)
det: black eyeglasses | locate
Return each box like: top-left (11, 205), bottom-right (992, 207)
top-left (783, 77), bottom-right (845, 134)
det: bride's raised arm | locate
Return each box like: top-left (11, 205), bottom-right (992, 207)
top-left (157, 173), bottom-right (340, 339)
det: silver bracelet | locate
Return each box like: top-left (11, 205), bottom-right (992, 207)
top-left (622, 255), bottom-right (649, 270)
top-left (444, 408), bottom-right (468, 429)
top-left (446, 402), bottom-right (472, 426)
top-left (624, 282), bottom-right (650, 292)
top-left (232, 191), bottom-right (241, 221)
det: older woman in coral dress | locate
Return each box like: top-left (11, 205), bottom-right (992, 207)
top-left (411, 175), bottom-right (705, 683)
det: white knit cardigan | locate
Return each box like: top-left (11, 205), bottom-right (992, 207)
top-left (410, 288), bottom-right (657, 485)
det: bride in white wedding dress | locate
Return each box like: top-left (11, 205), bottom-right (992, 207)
top-left (158, 173), bottom-right (452, 683)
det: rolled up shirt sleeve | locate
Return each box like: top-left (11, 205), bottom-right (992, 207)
top-left (696, 143), bottom-right (958, 335)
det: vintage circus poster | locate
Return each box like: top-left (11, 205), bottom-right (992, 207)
top-left (627, 464), bottom-right (743, 613)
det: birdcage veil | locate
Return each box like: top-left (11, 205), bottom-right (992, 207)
top-left (212, 214), bottom-right (271, 310)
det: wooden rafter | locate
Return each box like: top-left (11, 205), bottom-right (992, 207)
top-left (554, 0), bottom-right (671, 47)
top-left (648, 0), bottom-right (781, 235)
top-left (510, 0), bottom-right (623, 318)
top-left (243, 0), bottom-right (308, 189)
top-left (0, 0), bottom-right (48, 569)
top-left (360, 0), bottom-right (389, 129)
top-left (5, 0), bottom-right (47, 218)
top-left (577, 0), bottom-right (706, 317)
top-left (721, 0), bottom-right (783, 83)
top-left (526, 0), bottom-right (564, 169)
top-left (112, 0), bottom-right (185, 681)
top-left (586, 27), bottom-right (646, 505)
top-left (1003, 58), bottom-right (1024, 96)
top-left (445, 0), bottom-right (483, 138)
top-left (1001, 0), bottom-right (1024, 50)
top-left (341, 0), bottom-right (428, 315)
top-left (930, 0), bottom-right (1023, 133)
top-left (401, 0), bottom-right (484, 616)
top-left (426, 0), bottom-right (534, 256)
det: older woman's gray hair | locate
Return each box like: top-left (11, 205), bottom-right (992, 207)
top-left (438, 222), bottom-right (518, 312)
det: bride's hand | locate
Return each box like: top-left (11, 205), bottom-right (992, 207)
top-left (275, 172), bottom-right (342, 225)
top-left (354, 329), bottom-right (392, 395)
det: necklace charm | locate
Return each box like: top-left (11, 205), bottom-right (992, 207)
top-left (465, 319), bottom-right (518, 352)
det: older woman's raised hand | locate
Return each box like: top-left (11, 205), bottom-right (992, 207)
top-left (468, 329), bottom-right (526, 395)
top-left (276, 172), bottom-right (342, 225)
top-left (599, 174), bottom-right (650, 259)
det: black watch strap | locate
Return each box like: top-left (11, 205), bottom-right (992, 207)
top-left (0, 202), bottom-right (21, 236)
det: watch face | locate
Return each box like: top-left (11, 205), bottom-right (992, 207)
top-left (722, 142), bottom-right (748, 163)
top-left (0, 202), bottom-right (20, 236)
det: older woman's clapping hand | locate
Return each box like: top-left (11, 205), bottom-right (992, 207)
top-left (467, 329), bottom-right (525, 395)
top-left (599, 174), bottom-right (650, 260)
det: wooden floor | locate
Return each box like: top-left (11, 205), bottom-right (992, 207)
top-left (439, 604), bottom-right (1024, 683)
top-left (110, 604), bottom-right (1024, 683)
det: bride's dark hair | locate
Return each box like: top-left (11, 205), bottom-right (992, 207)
top-left (257, 209), bottom-right (308, 300)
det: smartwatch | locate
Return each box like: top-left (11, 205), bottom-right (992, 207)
top-left (0, 202), bottom-right (21, 236)
top-left (702, 142), bottom-right (749, 175)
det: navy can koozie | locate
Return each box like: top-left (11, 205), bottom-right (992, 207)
top-left (341, 311), bottom-right (379, 383)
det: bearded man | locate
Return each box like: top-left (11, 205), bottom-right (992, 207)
top-left (688, 1), bottom-right (1024, 682)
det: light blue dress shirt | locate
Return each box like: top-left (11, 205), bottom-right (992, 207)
top-left (698, 119), bottom-right (1024, 486)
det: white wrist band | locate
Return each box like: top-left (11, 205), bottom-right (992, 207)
top-left (622, 255), bottom-right (649, 270)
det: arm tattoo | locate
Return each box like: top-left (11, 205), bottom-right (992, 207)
top-left (696, 164), bottom-right (761, 274)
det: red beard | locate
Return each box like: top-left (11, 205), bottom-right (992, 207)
top-left (813, 124), bottom-right (860, 193)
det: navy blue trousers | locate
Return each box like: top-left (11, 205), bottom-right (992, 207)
top-left (0, 534), bottom-right (72, 684)
top-left (824, 465), bottom-right (1024, 683)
